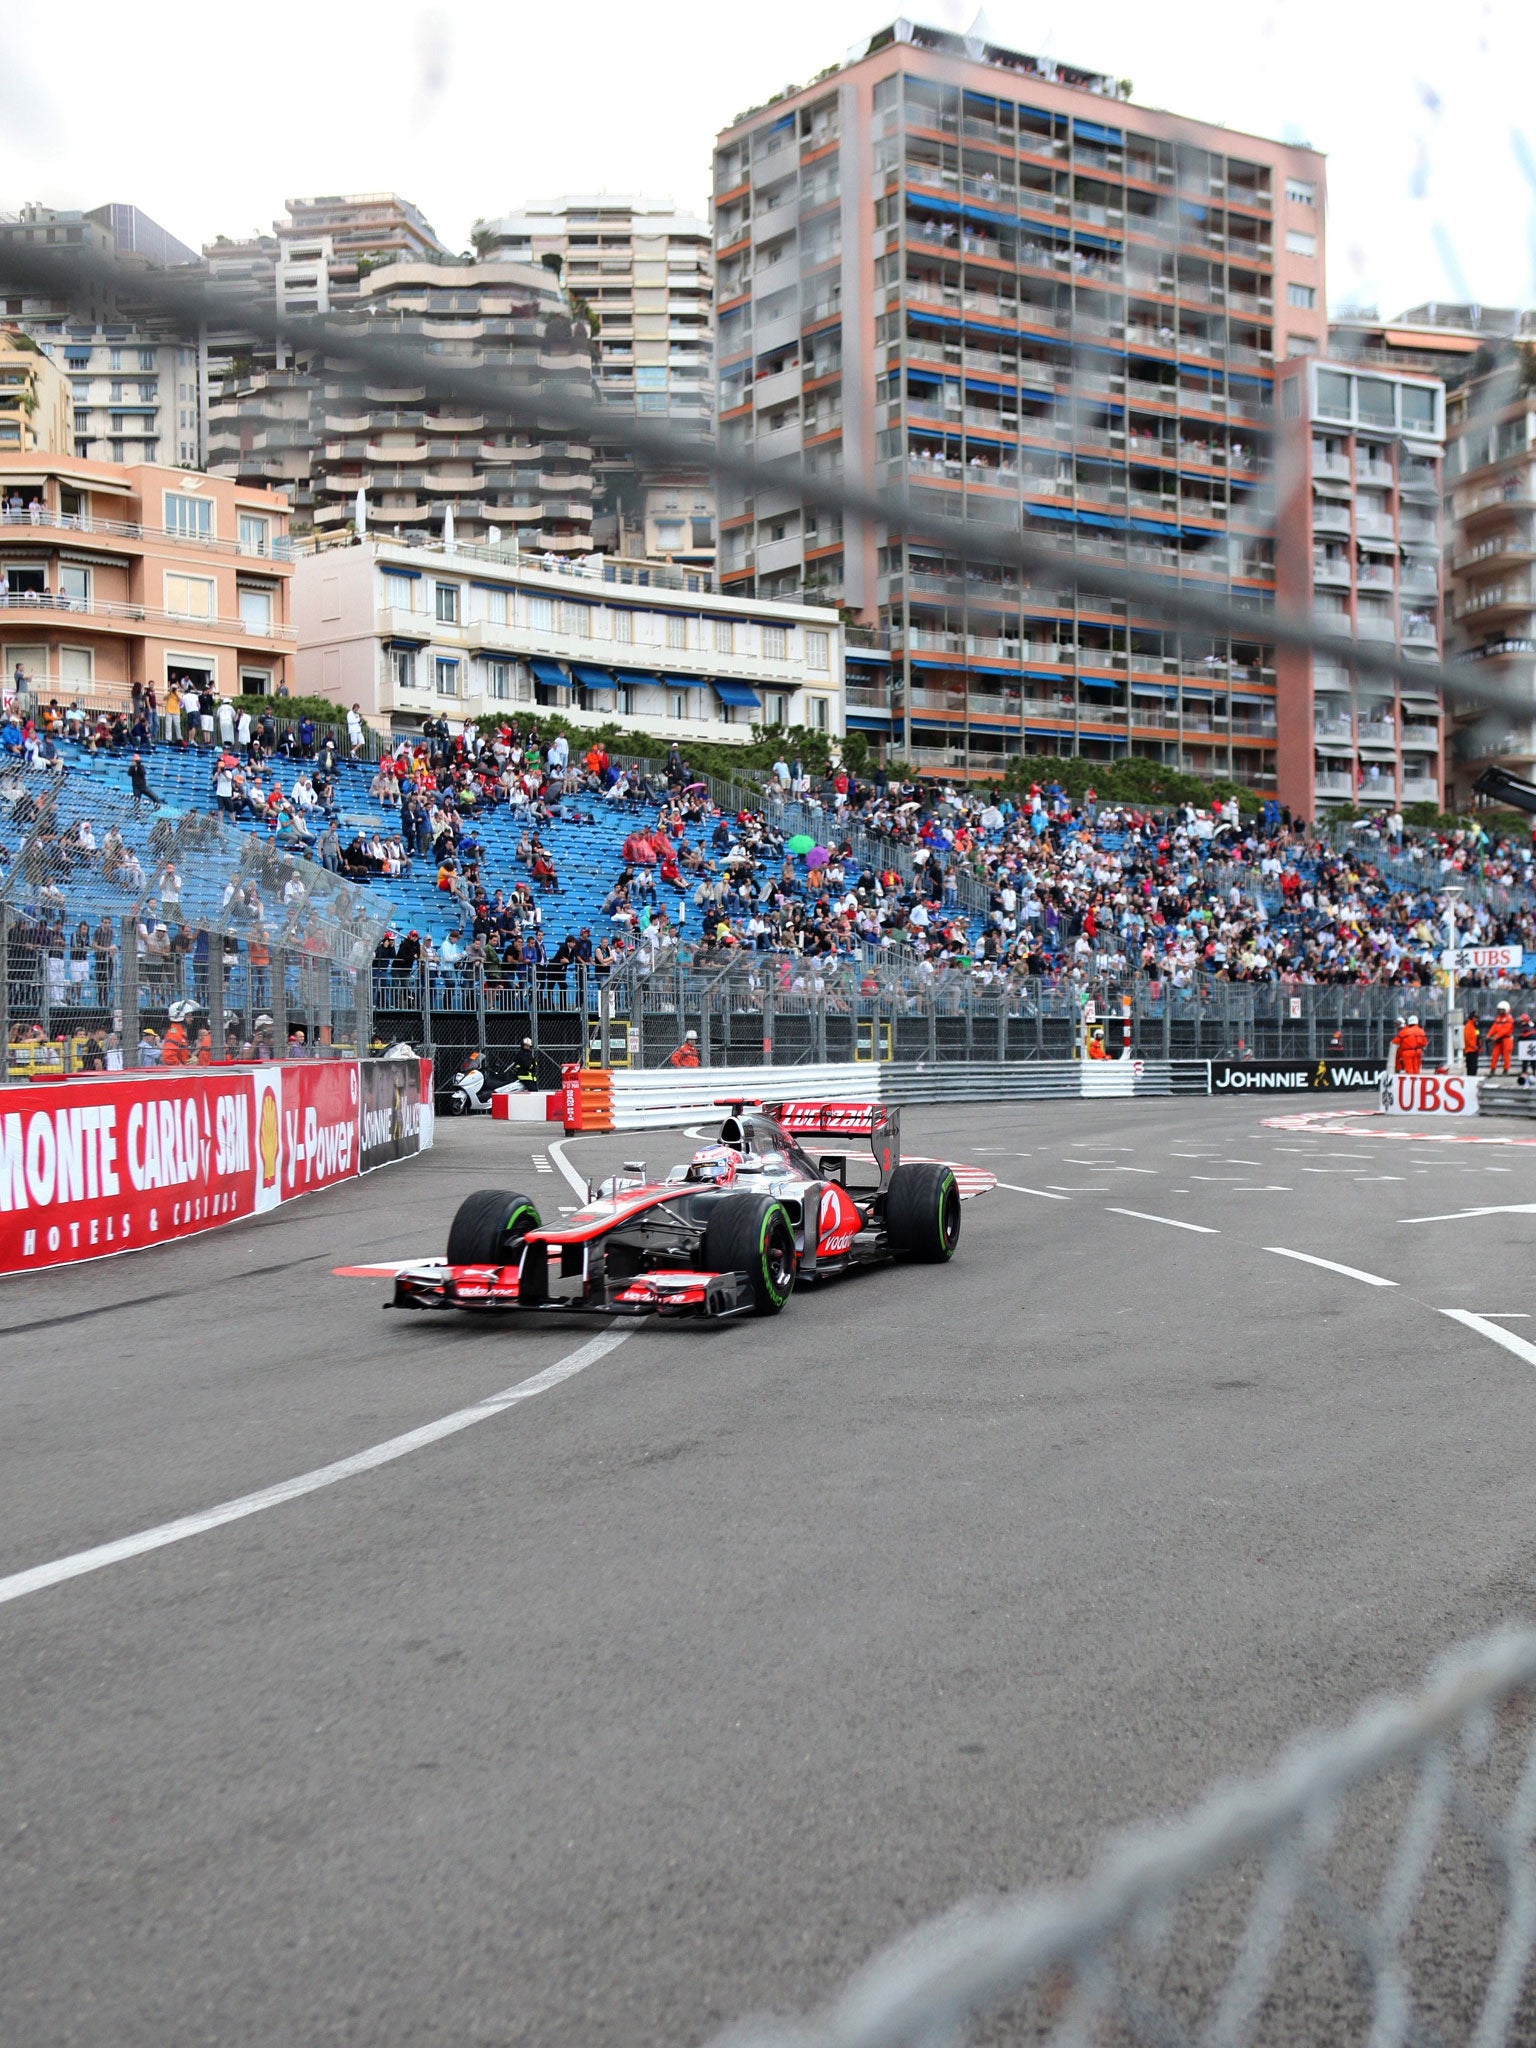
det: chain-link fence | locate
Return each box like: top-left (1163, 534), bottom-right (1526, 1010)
top-left (0, 775), bottom-right (387, 1068)
top-left (716, 1627), bottom-right (1536, 2048)
top-left (356, 954), bottom-right (1471, 1090)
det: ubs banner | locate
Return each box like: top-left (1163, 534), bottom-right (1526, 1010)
top-left (359, 1057), bottom-right (434, 1173)
top-left (1210, 1059), bottom-right (1389, 1094)
top-left (0, 1058), bottom-right (432, 1274)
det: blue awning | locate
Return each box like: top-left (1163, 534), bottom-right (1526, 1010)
top-left (383, 627), bottom-right (430, 646)
top-left (1080, 675), bottom-right (1121, 690)
top-left (381, 564), bottom-right (422, 578)
top-left (614, 667), bottom-right (661, 687)
top-left (572, 663), bottom-right (615, 690)
top-left (530, 658), bottom-right (569, 689)
top-left (845, 711), bottom-right (894, 730)
top-left (64, 347), bottom-right (92, 365)
top-left (1073, 119), bottom-right (1123, 145)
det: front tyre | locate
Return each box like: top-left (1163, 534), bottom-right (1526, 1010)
top-left (701, 1193), bottom-right (796, 1316)
top-left (446, 1188), bottom-right (542, 1265)
top-left (885, 1163), bottom-right (961, 1263)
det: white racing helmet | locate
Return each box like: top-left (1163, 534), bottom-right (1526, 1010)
top-left (686, 1145), bottom-right (739, 1187)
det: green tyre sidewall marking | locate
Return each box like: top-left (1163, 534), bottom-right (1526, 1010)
top-left (759, 1202), bottom-right (792, 1307)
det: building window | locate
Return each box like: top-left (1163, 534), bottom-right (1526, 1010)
top-left (1287, 282), bottom-right (1316, 309)
top-left (714, 618), bottom-right (733, 654)
top-left (611, 606), bottom-right (632, 643)
top-left (1316, 369), bottom-right (1351, 420)
top-left (529, 593), bottom-right (553, 632)
top-left (765, 692), bottom-right (789, 726)
top-left (434, 582), bottom-right (460, 624)
top-left (390, 646), bottom-right (417, 691)
top-left (487, 659), bottom-right (512, 700)
top-left (383, 571), bottom-right (415, 612)
top-left (558, 599), bottom-right (589, 636)
top-left (805, 629), bottom-right (829, 671)
top-left (109, 348), bottom-right (122, 371)
top-left (58, 564), bottom-right (90, 608)
top-left (482, 586), bottom-right (508, 626)
top-left (1402, 385), bottom-right (1436, 432)
top-left (669, 689), bottom-right (688, 720)
top-left (435, 656), bottom-right (459, 697)
top-left (139, 350), bottom-right (155, 371)
top-left (239, 586), bottom-right (274, 635)
top-left (1282, 379), bottom-right (1302, 421)
top-left (138, 382), bottom-right (155, 402)
top-left (110, 441), bottom-right (126, 463)
top-left (164, 572), bottom-right (216, 620)
top-left (1285, 230), bottom-right (1317, 257)
top-left (240, 668), bottom-right (271, 695)
top-left (763, 624), bottom-right (788, 660)
top-left (806, 695), bottom-right (829, 731)
top-left (164, 490), bottom-right (212, 540)
top-left (238, 512), bottom-right (270, 555)
top-left (1285, 179), bottom-right (1316, 206)
top-left (666, 612), bottom-right (687, 649)
top-left (59, 646), bottom-right (93, 684)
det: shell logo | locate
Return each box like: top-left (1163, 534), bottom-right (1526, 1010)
top-left (258, 1088), bottom-right (281, 1187)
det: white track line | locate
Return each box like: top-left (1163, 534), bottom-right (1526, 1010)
top-left (547, 1136), bottom-right (592, 1200)
top-left (1402, 1202), bottom-right (1536, 1225)
top-left (0, 1329), bottom-right (633, 1609)
top-left (1441, 1310), bottom-right (1536, 1372)
top-left (996, 1181), bottom-right (1069, 1200)
top-left (1264, 1248), bottom-right (1396, 1288)
top-left (1106, 1208), bottom-right (1218, 1234)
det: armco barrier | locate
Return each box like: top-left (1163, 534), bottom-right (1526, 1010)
top-left (567, 1059), bottom-right (1211, 1132)
top-left (0, 1056), bottom-right (432, 1275)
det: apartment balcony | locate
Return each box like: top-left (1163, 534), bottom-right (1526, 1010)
top-left (539, 470), bottom-right (595, 493)
top-left (1313, 503), bottom-right (1351, 534)
top-left (1314, 771), bottom-right (1356, 798)
top-left (754, 419), bottom-right (804, 463)
top-left (1402, 776), bottom-right (1441, 801)
top-left (753, 363), bottom-right (803, 410)
top-left (1357, 561), bottom-right (1395, 591)
top-left (1312, 450), bottom-right (1350, 480)
top-left (1314, 716), bottom-right (1354, 742)
top-left (1356, 511), bottom-right (1395, 538)
top-left (1399, 522), bottom-right (1440, 551)
top-left (1456, 584), bottom-right (1532, 621)
top-left (753, 254), bottom-right (800, 301)
top-left (1354, 460), bottom-right (1394, 486)
top-left (754, 533), bottom-right (804, 576)
top-left (1314, 661), bottom-right (1353, 692)
top-left (751, 199), bottom-right (799, 248)
top-left (1402, 617), bottom-right (1440, 646)
top-left (1355, 614), bottom-right (1396, 641)
top-left (1312, 556), bottom-right (1350, 588)
top-left (1402, 721), bottom-right (1441, 746)
top-left (365, 441), bottom-right (430, 464)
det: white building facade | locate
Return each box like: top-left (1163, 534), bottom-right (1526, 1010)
top-left (294, 541), bottom-right (844, 743)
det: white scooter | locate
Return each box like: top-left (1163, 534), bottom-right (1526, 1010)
top-left (446, 1057), bottom-right (493, 1115)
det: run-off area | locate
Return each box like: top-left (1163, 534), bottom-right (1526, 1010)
top-left (4, 1098), bottom-right (1536, 2048)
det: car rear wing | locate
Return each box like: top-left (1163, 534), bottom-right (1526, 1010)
top-left (764, 1100), bottom-right (901, 1180)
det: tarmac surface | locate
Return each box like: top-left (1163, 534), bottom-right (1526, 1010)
top-left (5, 1095), bottom-right (1536, 2046)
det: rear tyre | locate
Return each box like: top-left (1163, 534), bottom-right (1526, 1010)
top-left (885, 1163), bottom-right (961, 1263)
top-left (446, 1188), bottom-right (542, 1265)
top-left (701, 1193), bottom-right (796, 1316)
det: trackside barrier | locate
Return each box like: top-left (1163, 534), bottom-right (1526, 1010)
top-left (1382, 1073), bottom-right (1479, 1117)
top-left (713, 1627), bottom-right (1536, 2048)
top-left (1480, 1079), bottom-right (1536, 1119)
top-left (0, 1056), bottom-right (432, 1276)
top-left (566, 1060), bottom-right (1211, 1133)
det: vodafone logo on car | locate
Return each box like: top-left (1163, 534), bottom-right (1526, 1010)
top-left (817, 1182), bottom-right (862, 1256)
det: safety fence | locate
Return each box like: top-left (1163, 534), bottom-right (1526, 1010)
top-left (714, 1626), bottom-right (1536, 2048)
top-left (375, 967), bottom-right (1464, 1096)
top-left (560, 1058), bottom-right (1212, 1131)
top-left (0, 777), bottom-right (388, 1067)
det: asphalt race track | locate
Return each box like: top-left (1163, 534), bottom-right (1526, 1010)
top-left (6, 1096), bottom-right (1536, 2046)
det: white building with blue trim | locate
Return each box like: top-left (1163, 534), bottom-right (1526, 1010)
top-left (293, 538), bottom-right (845, 742)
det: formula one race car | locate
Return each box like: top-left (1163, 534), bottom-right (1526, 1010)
top-left (371, 1102), bottom-right (992, 1323)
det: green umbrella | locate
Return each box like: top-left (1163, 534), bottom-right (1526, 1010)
top-left (786, 834), bottom-right (815, 854)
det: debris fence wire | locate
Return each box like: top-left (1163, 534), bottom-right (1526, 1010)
top-left (713, 1630), bottom-right (1536, 2048)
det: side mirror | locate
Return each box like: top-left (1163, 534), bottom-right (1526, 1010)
top-left (818, 1154), bottom-right (846, 1184)
top-left (623, 1159), bottom-right (646, 1179)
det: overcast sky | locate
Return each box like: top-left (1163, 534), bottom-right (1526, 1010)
top-left (3, 0), bottom-right (1534, 321)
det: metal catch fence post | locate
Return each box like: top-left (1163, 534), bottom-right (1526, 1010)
top-left (270, 946), bottom-right (288, 1053)
top-left (207, 939), bottom-right (224, 1062)
top-left (119, 914), bottom-right (138, 1056)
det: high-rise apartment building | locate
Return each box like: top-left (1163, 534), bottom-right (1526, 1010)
top-left (476, 198), bottom-right (714, 564)
top-left (205, 193), bottom-right (451, 322)
top-left (712, 17), bottom-right (1327, 784)
top-left (1273, 357), bottom-right (1445, 818)
top-left (0, 326), bottom-right (75, 453)
top-left (1443, 338), bottom-right (1536, 804)
top-left (0, 203), bottom-right (206, 468)
top-left (208, 260), bottom-right (598, 553)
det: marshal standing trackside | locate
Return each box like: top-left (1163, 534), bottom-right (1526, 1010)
top-left (335, 1102), bottom-right (996, 1323)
